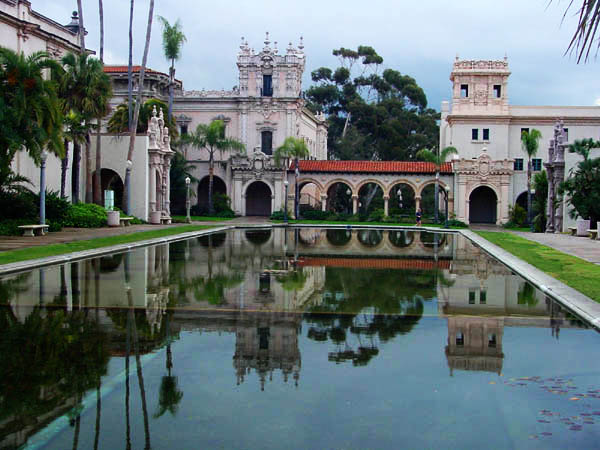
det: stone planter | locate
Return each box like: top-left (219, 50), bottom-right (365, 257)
top-left (107, 210), bottom-right (120, 227)
top-left (149, 210), bottom-right (162, 225)
top-left (576, 218), bottom-right (590, 236)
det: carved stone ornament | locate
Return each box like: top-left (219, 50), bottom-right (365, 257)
top-left (478, 148), bottom-right (491, 176)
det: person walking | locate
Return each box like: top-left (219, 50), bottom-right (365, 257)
top-left (416, 208), bottom-right (422, 227)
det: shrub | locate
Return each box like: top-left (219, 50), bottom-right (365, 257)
top-left (63, 203), bottom-right (107, 228)
top-left (367, 208), bottom-right (385, 222)
top-left (270, 210), bottom-right (285, 220)
top-left (0, 190), bottom-right (37, 221)
top-left (215, 209), bottom-right (235, 218)
top-left (302, 210), bottom-right (330, 220)
top-left (507, 204), bottom-right (527, 227)
top-left (0, 218), bottom-right (33, 236)
top-left (446, 219), bottom-right (468, 228)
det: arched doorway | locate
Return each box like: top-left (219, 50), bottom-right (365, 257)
top-left (245, 181), bottom-right (272, 216)
top-left (92, 168), bottom-right (124, 210)
top-left (197, 176), bottom-right (227, 214)
top-left (299, 181), bottom-right (321, 214)
top-left (469, 186), bottom-right (497, 224)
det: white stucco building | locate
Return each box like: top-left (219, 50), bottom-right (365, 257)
top-left (440, 57), bottom-right (600, 227)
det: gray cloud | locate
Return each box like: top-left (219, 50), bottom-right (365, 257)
top-left (35, 0), bottom-right (600, 109)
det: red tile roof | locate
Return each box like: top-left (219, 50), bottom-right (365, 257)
top-left (298, 257), bottom-right (451, 270)
top-left (291, 160), bottom-right (452, 174)
top-left (103, 65), bottom-right (169, 77)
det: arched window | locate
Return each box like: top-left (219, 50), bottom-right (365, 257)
top-left (261, 130), bottom-right (273, 155)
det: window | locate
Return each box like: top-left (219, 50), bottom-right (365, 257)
top-left (180, 124), bottom-right (188, 136)
top-left (520, 127), bottom-right (529, 136)
top-left (472, 128), bottom-right (479, 140)
top-left (493, 85), bottom-right (502, 98)
top-left (469, 290), bottom-right (476, 304)
top-left (261, 130), bottom-right (273, 155)
top-left (532, 158), bottom-right (542, 171)
top-left (483, 128), bottom-right (490, 141)
top-left (263, 74), bottom-right (273, 97)
top-left (480, 290), bottom-right (487, 304)
top-left (456, 332), bottom-right (464, 346)
top-left (514, 158), bottom-right (523, 171)
top-left (258, 327), bottom-right (270, 350)
top-left (488, 334), bottom-right (497, 348)
top-left (564, 128), bottom-right (569, 142)
top-left (460, 84), bottom-right (469, 98)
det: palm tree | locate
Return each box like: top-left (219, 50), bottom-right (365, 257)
top-left (0, 48), bottom-right (63, 191)
top-left (124, 0), bottom-right (154, 215)
top-left (93, 0), bottom-right (105, 205)
top-left (521, 129), bottom-right (542, 228)
top-left (59, 52), bottom-right (111, 203)
top-left (273, 136), bottom-right (310, 219)
top-left (557, 0), bottom-right (600, 62)
top-left (108, 98), bottom-right (178, 137)
top-left (182, 120), bottom-right (245, 214)
top-left (568, 138), bottom-right (600, 161)
top-left (157, 16), bottom-right (186, 121)
top-left (416, 146), bottom-right (457, 224)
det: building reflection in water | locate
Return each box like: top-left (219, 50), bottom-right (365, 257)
top-left (0, 228), bottom-right (593, 447)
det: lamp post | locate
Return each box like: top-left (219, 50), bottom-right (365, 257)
top-left (125, 159), bottom-right (133, 215)
top-left (283, 179), bottom-right (289, 224)
top-left (444, 185), bottom-right (449, 229)
top-left (529, 188), bottom-right (536, 232)
top-left (40, 149), bottom-right (48, 225)
top-left (185, 177), bottom-right (191, 223)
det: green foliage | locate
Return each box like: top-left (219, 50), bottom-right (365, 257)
top-left (568, 138), bottom-right (600, 161)
top-left (157, 16), bottom-right (187, 62)
top-left (306, 45), bottom-right (439, 161)
top-left (368, 208), bottom-right (385, 222)
top-left (506, 204), bottom-right (528, 228)
top-left (0, 218), bottom-right (34, 236)
top-left (63, 203), bottom-right (108, 228)
top-left (521, 129), bottom-right (542, 160)
top-left (273, 136), bottom-right (310, 167)
top-left (169, 151), bottom-right (197, 215)
top-left (302, 210), bottom-right (330, 220)
top-left (0, 47), bottom-right (64, 189)
top-left (0, 189), bottom-right (70, 234)
top-left (517, 282), bottom-right (538, 307)
top-left (270, 210), bottom-right (285, 220)
top-left (559, 155), bottom-right (600, 225)
top-left (108, 98), bottom-right (178, 137)
top-left (446, 219), bottom-right (468, 228)
top-left (533, 170), bottom-right (548, 232)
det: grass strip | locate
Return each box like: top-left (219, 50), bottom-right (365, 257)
top-left (476, 231), bottom-right (600, 302)
top-left (171, 215), bottom-right (234, 222)
top-left (0, 225), bottom-right (214, 265)
top-left (271, 219), bottom-right (466, 229)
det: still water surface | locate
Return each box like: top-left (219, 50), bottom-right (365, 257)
top-left (1, 228), bottom-right (599, 449)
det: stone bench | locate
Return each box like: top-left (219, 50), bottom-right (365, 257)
top-left (568, 227), bottom-right (577, 236)
top-left (18, 224), bottom-right (49, 237)
top-left (588, 229), bottom-right (598, 240)
top-left (160, 216), bottom-right (171, 225)
top-left (119, 216), bottom-right (134, 227)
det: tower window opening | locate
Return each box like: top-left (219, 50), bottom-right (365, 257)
top-left (493, 85), bottom-right (501, 98)
top-left (460, 84), bottom-right (469, 98)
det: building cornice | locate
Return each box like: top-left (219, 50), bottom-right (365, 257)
top-left (447, 114), bottom-right (600, 126)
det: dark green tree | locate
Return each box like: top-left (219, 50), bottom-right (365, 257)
top-left (305, 46), bottom-right (439, 161)
top-left (532, 170), bottom-right (548, 232)
top-left (559, 154), bottom-right (600, 225)
top-left (521, 129), bottom-right (542, 227)
top-left (416, 146), bottom-right (457, 223)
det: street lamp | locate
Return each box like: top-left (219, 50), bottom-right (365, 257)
top-left (529, 187), bottom-right (536, 232)
top-left (125, 159), bottom-right (133, 215)
top-left (40, 149), bottom-right (48, 225)
top-left (185, 177), bottom-right (191, 223)
top-left (283, 179), bottom-right (289, 224)
top-left (443, 185), bottom-right (449, 229)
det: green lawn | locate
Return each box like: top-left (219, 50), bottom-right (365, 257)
top-left (171, 215), bottom-right (234, 222)
top-left (0, 225), bottom-right (214, 266)
top-left (476, 231), bottom-right (600, 302)
top-left (271, 219), bottom-right (466, 229)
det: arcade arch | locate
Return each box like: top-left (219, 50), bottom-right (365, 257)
top-left (358, 182), bottom-right (385, 217)
top-left (326, 182), bottom-right (353, 214)
top-left (197, 175), bottom-right (227, 213)
top-left (92, 168), bottom-right (124, 210)
top-left (388, 183), bottom-right (416, 217)
top-left (245, 181), bottom-right (272, 216)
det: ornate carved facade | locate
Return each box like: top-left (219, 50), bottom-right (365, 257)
top-left (147, 107), bottom-right (174, 223)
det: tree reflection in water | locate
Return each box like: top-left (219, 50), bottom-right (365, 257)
top-left (305, 266), bottom-right (434, 366)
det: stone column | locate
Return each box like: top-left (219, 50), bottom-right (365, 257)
top-left (165, 157), bottom-right (172, 215)
top-left (415, 196), bottom-right (421, 212)
top-left (352, 195), bottom-right (358, 215)
top-left (149, 165), bottom-right (156, 212)
top-left (457, 180), bottom-right (467, 222)
top-left (500, 180), bottom-right (510, 224)
top-left (320, 194), bottom-right (327, 212)
top-left (383, 195), bottom-right (390, 217)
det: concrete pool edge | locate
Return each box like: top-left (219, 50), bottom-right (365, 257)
top-left (460, 229), bottom-right (600, 330)
top-left (0, 226), bottom-right (235, 276)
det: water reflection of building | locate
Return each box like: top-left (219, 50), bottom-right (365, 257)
top-left (446, 316), bottom-right (504, 375)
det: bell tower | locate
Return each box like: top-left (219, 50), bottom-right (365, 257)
top-left (450, 56), bottom-right (510, 115)
top-left (237, 33), bottom-right (305, 98)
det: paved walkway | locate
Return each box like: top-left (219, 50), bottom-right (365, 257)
top-left (510, 230), bottom-right (600, 265)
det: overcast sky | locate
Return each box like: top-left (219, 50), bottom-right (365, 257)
top-left (35, 0), bottom-right (600, 110)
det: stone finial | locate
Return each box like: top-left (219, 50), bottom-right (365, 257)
top-left (504, 52), bottom-right (508, 62)
top-left (274, 41), bottom-right (278, 53)
top-left (159, 108), bottom-right (164, 121)
top-left (287, 41), bottom-right (294, 53)
top-left (264, 31), bottom-right (270, 47)
top-left (298, 36), bottom-right (304, 51)
top-left (152, 104), bottom-right (158, 117)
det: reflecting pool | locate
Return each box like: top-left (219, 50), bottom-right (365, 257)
top-left (1, 228), bottom-right (598, 449)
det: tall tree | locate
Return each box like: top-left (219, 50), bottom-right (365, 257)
top-left (93, 0), bottom-right (105, 205)
top-left (124, 0), bottom-right (154, 215)
top-left (0, 48), bottom-right (63, 191)
top-left (182, 120), bottom-right (245, 214)
top-left (157, 16), bottom-right (186, 121)
top-left (521, 129), bottom-right (542, 227)
top-left (273, 137), bottom-right (310, 219)
top-left (416, 146), bottom-right (457, 223)
top-left (76, 0), bottom-right (85, 51)
top-left (59, 52), bottom-right (112, 203)
top-left (306, 46), bottom-right (439, 161)
top-left (560, 149), bottom-right (600, 225)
